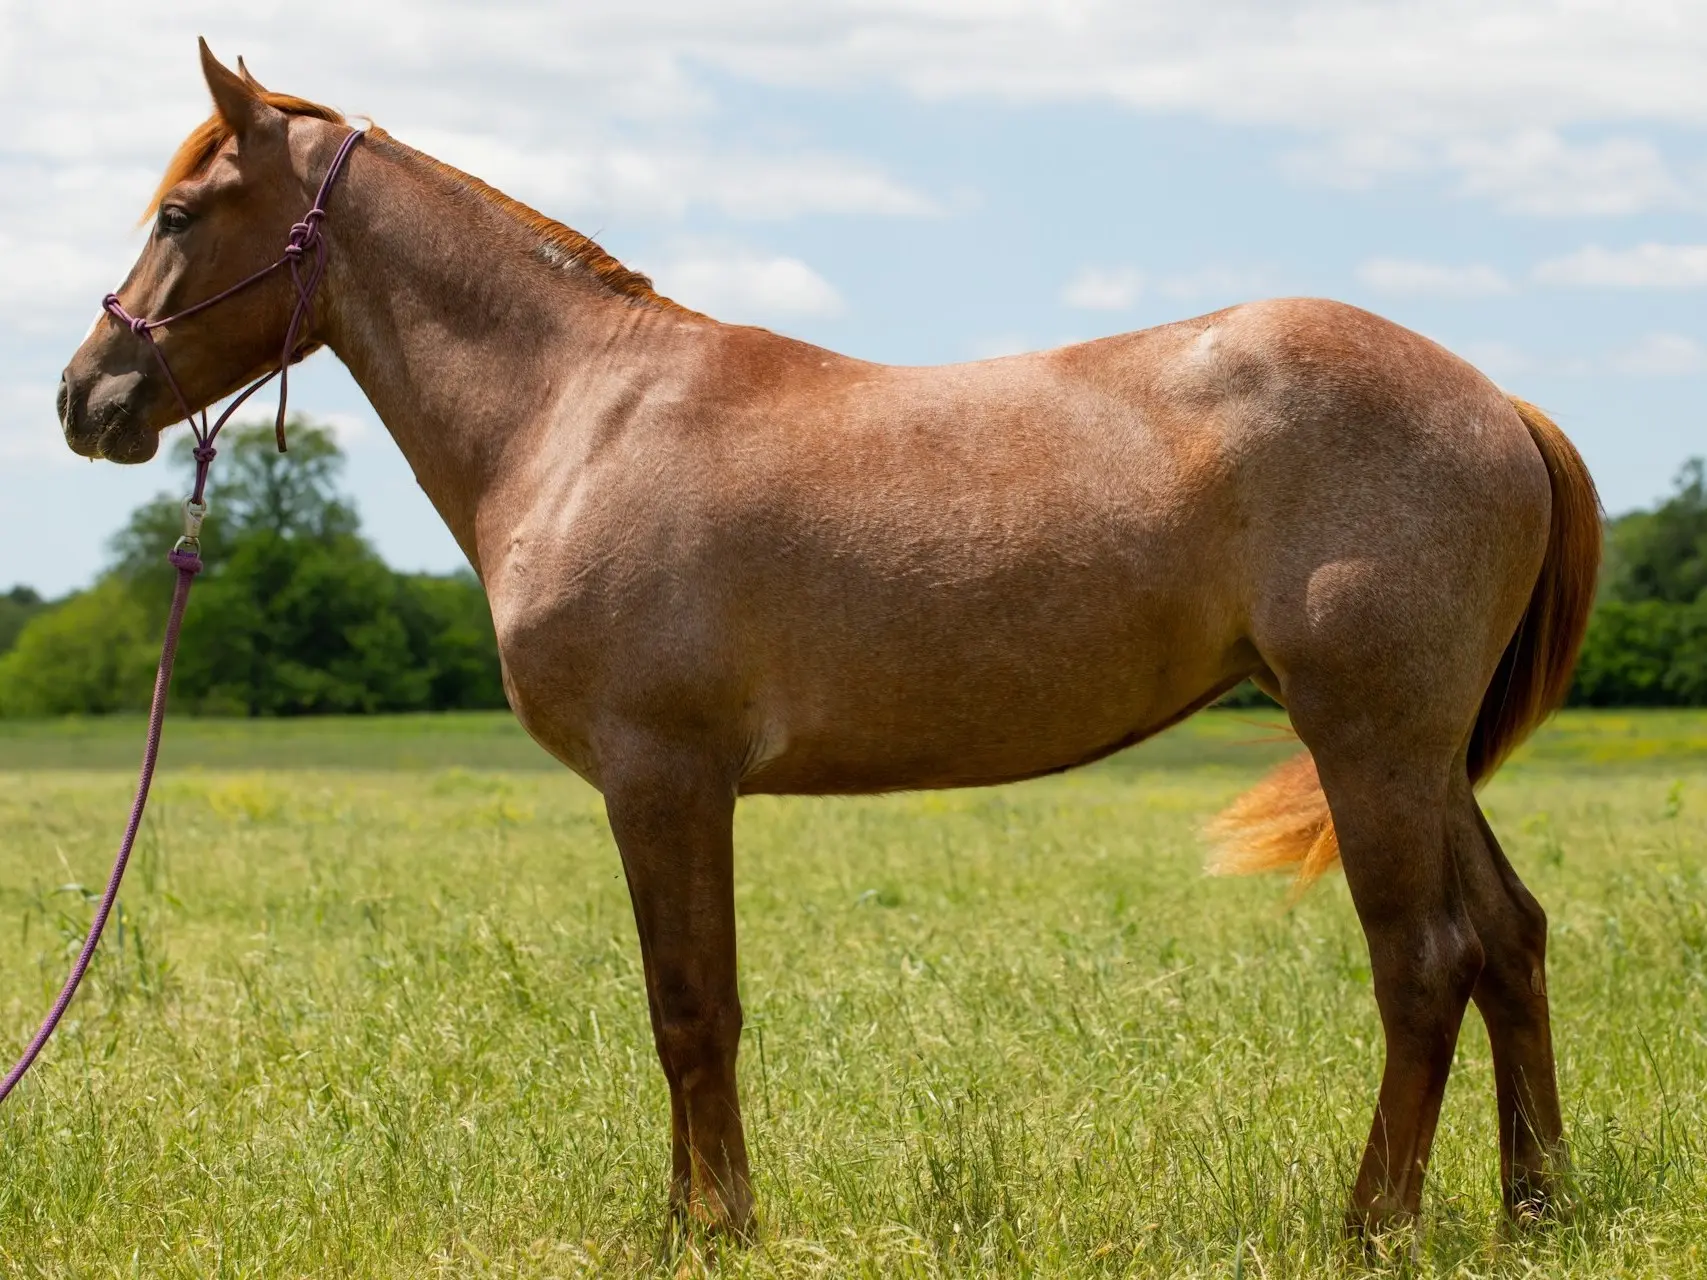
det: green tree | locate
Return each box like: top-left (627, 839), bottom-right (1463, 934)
top-left (109, 419), bottom-right (357, 594)
top-left (1601, 458), bottom-right (1707, 606)
top-left (0, 417), bottom-right (506, 718)
top-left (396, 571), bottom-right (508, 710)
top-left (0, 579), bottom-right (156, 715)
top-left (175, 531), bottom-right (429, 715)
top-left (0, 586), bottom-right (47, 655)
top-left (1574, 599), bottom-right (1707, 706)
top-left (1572, 456), bottom-right (1707, 706)
top-left (146, 421), bottom-right (483, 715)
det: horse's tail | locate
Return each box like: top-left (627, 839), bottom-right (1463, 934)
top-left (1208, 396), bottom-right (1601, 889)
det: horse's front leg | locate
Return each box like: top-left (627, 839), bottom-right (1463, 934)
top-left (603, 740), bottom-right (753, 1235)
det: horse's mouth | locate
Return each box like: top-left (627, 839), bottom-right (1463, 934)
top-left (64, 409), bottom-right (159, 465)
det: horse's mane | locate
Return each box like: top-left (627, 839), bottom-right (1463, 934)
top-left (368, 129), bottom-right (696, 316)
top-left (150, 96), bottom-right (693, 316)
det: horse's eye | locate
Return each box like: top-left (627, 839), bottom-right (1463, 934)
top-left (156, 206), bottom-right (192, 235)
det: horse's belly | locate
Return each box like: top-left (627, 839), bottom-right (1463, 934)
top-left (737, 583), bottom-right (1250, 794)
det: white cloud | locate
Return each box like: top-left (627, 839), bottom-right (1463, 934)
top-left (1457, 340), bottom-right (1533, 377)
top-left (0, 382), bottom-right (77, 464)
top-left (1281, 133), bottom-right (1432, 190)
top-left (1446, 131), bottom-right (1694, 217)
top-left (240, 404), bottom-right (372, 445)
top-left (407, 130), bottom-right (939, 222)
top-left (1609, 333), bottom-right (1707, 376)
top-left (645, 247), bottom-right (845, 323)
top-left (1534, 244), bottom-right (1707, 289)
top-left (1062, 266), bottom-right (1144, 311)
top-left (1357, 258), bottom-right (1512, 298)
top-left (1059, 263), bottom-right (1273, 312)
top-left (9, 4), bottom-right (1707, 237)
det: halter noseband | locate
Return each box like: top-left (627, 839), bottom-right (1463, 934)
top-left (101, 126), bottom-right (363, 506)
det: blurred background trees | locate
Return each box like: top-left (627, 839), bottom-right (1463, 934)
top-left (1573, 458), bottom-right (1707, 705)
top-left (0, 420), bottom-right (504, 716)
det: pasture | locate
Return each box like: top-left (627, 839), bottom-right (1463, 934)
top-left (0, 709), bottom-right (1702, 1277)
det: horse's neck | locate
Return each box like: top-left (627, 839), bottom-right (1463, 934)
top-left (318, 136), bottom-right (681, 567)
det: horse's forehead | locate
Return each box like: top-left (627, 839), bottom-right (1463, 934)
top-left (167, 142), bottom-right (247, 203)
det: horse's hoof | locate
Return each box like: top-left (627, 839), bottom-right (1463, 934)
top-left (669, 1186), bottom-right (756, 1243)
top-left (1343, 1206), bottom-right (1422, 1265)
top-left (1505, 1173), bottom-right (1575, 1230)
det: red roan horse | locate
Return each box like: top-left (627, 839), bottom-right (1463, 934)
top-left (59, 43), bottom-right (1600, 1239)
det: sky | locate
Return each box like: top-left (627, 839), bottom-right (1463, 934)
top-left (2, 1), bottom-right (1704, 596)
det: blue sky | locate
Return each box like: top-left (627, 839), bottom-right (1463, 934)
top-left (3, 3), bottom-right (1704, 595)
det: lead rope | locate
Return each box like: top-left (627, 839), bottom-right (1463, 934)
top-left (0, 128), bottom-right (362, 1105)
top-left (0, 524), bottom-right (203, 1104)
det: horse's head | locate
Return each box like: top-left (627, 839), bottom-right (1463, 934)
top-left (59, 40), bottom-right (346, 463)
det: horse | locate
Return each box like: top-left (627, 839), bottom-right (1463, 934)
top-left (58, 42), bottom-right (1600, 1240)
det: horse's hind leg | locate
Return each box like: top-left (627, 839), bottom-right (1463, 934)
top-left (1277, 643), bottom-right (1488, 1234)
top-left (1309, 736), bottom-right (1484, 1233)
top-left (1451, 790), bottom-right (1566, 1218)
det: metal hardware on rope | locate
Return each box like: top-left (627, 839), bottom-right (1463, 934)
top-left (0, 128), bottom-right (362, 1107)
top-left (177, 499), bottom-right (208, 555)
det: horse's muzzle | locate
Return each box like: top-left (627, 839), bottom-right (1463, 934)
top-left (58, 368), bottom-right (159, 464)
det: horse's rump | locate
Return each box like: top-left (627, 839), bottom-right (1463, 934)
top-left (1209, 396), bottom-right (1601, 887)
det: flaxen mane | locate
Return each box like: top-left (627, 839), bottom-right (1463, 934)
top-left (150, 98), bottom-right (694, 316)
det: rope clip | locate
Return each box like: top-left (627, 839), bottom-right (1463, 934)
top-left (175, 497), bottom-right (208, 554)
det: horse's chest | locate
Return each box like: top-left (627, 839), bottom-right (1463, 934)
top-left (481, 539), bottom-right (719, 782)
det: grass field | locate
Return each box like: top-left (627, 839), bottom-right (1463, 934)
top-left (0, 709), bottom-right (1702, 1277)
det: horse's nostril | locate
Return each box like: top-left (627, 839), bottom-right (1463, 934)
top-left (56, 372), bottom-right (71, 431)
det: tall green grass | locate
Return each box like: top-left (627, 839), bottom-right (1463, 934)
top-left (0, 710), bottom-right (1701, 1276)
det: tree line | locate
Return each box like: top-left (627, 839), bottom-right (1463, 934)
top-left (0, 421), bottom-right (505, 716)
top-left (0, 425), bottom-right (1702, 715)
top-left (1572, 458), bottom-right (1707, 705)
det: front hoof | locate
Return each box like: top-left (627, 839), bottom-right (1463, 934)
top-left (1343, 1206), bottom-right (1421, 1265)
top-left (695, 1189), bottom-right (756, 1241)
top-left (668, 1182), bottom-right (756, 1243)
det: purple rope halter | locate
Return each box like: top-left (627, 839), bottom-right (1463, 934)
top-left (102, 127), bottom-right (364, 503)
top-left (0, 128), bottom-right (363, 1107)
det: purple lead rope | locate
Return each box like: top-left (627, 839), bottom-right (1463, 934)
top-left (0, 128), bottom-right (362, 1106)
top-left (0, 547), bottom-right (201, 1104)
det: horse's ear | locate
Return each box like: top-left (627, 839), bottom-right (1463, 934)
top-left (199, 38), bottom-right (275, 138)
top-left (236, 56), bottom-right (269, 94)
